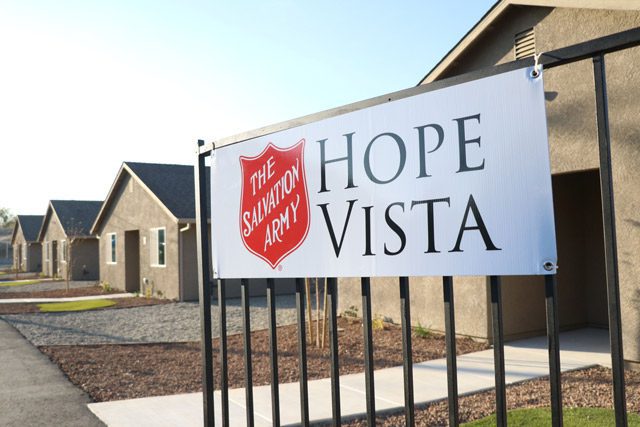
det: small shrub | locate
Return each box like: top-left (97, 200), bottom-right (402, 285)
top-left (343, 305), bottom-right (359, 318)
top-left (38, 272), bottom-right (46, 278)
top-left (156, 290), bottom-right (163, 298)
top-left (101, 281), bottom-right (112, 292)
top-left (372, 315), bottom-right (386, 331)
top-left (414, 322), bottom-right (432, 338)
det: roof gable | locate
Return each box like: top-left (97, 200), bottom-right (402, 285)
top-left (14, 215), bottom-right (44, 243)
top-left (91, 162), bottom-right (211, 234)
top-left (39, 201), bottom-right (102, 240)
top-left (419, 0), bottom-right (640, 84)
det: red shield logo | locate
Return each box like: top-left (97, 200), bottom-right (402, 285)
top-left (239, 139), bottom-right (310, 268)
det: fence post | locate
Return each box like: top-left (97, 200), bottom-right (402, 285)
top-left (399, 277), bottom-right (414, 426)
top-left (593, 53), bottom-right (627, 427)
top-left (443, 276), bottom-right (459, 427)
top-left (195, 140), bottom-right (214, 427)
top-left (490, 276), bottom-right (507, 427)
top-left (544, 274), bottom-right (562, 427)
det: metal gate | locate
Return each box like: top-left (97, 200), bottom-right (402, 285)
top-left (195, 27), bottom-right (640, 427)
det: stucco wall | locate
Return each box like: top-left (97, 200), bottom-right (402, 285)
top-left (180, 225), bottom-right (199, 301)
top-left (26, 242), bottom-right (42, 272)
top-left (12, 227), bottom-right (26, 271)
top-left (337, 7), bottom-right (640, 360)
top-left (97, 174), bottom-right (181, 300)
top-left (70, 238), bottom-right (99, 281)
top-left (41, 213), bottom-right (66, 278)
top-left (40, 211), bottom-right (98, 281)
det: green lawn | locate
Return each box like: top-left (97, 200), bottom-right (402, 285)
top-left (38, 299), bottom-right (116, 312)
top-left (465, 407), bottom-right (640, 426)
top-left (0, 279), bottom-right (41, 287)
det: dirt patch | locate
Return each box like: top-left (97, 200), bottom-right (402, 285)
top-left (343, 366), bottom-right (640, 425)
top-left (40, 317), bottom-right (488, 402)
top-left (0, 296), bottom-right (170, 315)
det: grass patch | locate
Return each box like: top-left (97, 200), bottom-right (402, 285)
top-left (0, 279), bottom-right (41, 287)
top-left (38, 299), bottom-right (116, 312)
top-left (464, 407), bottom-right (640, 426)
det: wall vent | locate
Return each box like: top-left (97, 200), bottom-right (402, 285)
top-left (514, 28), bottom-right (536, 60)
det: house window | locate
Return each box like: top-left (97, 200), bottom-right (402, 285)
top-left (45, 241), bottom-right (49, 261)
top-left (107, 233), bottom-right (117, 264)
top-left (150, 227), bottom-right (166, 267)
top-left (60, 240), bottom-right (67, 263)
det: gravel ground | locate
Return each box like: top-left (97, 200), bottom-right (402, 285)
top-left (3, 295), bottom-right (302, 345)
top-left (0, 280), bottom-right (97, 293)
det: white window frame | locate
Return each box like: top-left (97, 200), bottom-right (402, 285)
top-left (60, 240), bottom-right (67, 263)
top-left (150, 227), bottom-right (166, 267)
top-left (107, 233), bottom-right (117, 264)
top-left (45, 241), bottom-right (50, 262)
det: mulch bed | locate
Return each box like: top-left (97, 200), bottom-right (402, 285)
top-left (39, 319), bottom-right (640, 425)
top-left (40, 317), bottom-right (488, 402)
top-left (0, 294), bottom-right (170, 315)
top-left (343, 366), bottom-right (640, 426)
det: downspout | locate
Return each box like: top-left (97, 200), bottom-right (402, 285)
top-left (179, 223), bottom-right (191, 301)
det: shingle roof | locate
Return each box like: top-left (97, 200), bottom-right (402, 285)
top-left (125, 162), bottom-right (210, 220)
top-left (50, 200), bottom-right (103, 237)
top-left (17, 215), bottom-right (44, 242)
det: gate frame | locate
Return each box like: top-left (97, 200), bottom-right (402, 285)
top-left (195, 26), bottom-right (640, 427)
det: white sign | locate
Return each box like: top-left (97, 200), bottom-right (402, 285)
top-left (210, 67), bottom-right (557, 279)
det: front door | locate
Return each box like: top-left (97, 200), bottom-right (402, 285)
top-left (125, 231), bottom-right (140, 292)
top-left (16, 244), bottom-right (22, 271)
top-left (51, 241), bottom-right (58, 277)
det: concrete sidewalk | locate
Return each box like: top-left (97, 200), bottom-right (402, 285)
top-left (0, 293), bottom-right (133, 304)
top-left (0, 319), bottom-right (104, 427)
top-left (88, 328), bottom-right (610, 426)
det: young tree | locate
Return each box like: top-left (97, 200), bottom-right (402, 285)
top-left (63, 220), bottom-right (85, 292)
top-left (0, 208), bottom-right (15, 229)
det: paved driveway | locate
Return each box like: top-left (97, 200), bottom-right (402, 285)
top-left (0, 319), bottom-right (104, 426)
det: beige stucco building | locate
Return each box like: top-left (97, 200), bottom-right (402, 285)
top-left (91, 162), bottom-right (203, 301)
top-left (38, 200), bottom-right (101, 280)
top-left (337, 1), bottom-right (640, 366)
top-left (92, 162), bottom-right (296, 302)
top-left (11, 215), bottom-right (43, 272)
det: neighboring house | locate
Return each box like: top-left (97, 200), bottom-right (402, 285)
top-left (91, 162), bottom-right (295, 302)
top-left (38, 200), bottom-right (102, 280)
top-left (11, 215), bottom-right (43, 272)
top-left (0, 228), bottom-right (14, 268)
top-left (337, 1), bottom-right (640, 365)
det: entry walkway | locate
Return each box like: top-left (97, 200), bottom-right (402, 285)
top-left (88, 328), bottom-right (610, 426)
top-left (0, 319), bottom-right (104, 427)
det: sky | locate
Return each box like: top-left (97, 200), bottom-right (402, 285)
top-left (0, 0), bottom-right (496, 215)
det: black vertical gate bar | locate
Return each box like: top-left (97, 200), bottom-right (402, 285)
top-left (490, 276), bottom-right (507, 427)
top-left (399, 276), bottom-right (414, 427)
top-left (593, 53), bottom-right (627, 427)
top-left (195, 140), bottom-right (214, 427)
top-left (241, 278), bottom-right (254, 427)
top-left (361, 277), bottom-right (376, 425)
top-left (267, 278), bottom-right (281, 426)
top-left (295, 278), bottom-right (310, 425)
top-left (218, 279), bottom-right (230, 427)
top-left (443, 276), bottom-right (459, 427)
top-left (544, 274), bottom-right (562, 427)
top-left (327, 277), bottom-right (341, 425)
